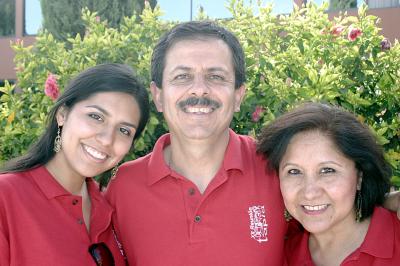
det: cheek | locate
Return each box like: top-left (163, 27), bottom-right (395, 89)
top-left (113, 138), bottom-right (134, 158)
top-left (279, 180), bottom-right (298, 206)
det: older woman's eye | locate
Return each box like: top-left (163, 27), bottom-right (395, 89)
top-left (321, 167), bottom-right (335, 174)
top-left (288, 169), bottom-right (301, 175)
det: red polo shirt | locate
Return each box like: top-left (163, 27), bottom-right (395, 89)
top-left (285, 207), bottom-right (400, 265)
top-left (0, 166), bottom-right (126, 266)
top-left (106, 129), bottom-right (286, 266)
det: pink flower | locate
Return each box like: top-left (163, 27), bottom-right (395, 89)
top-left (252, 106), bottom-right (265, 122)
top-left (331, 25), bottom-right (344, 36)
top-left (95, 16), bottom-right (100, 23)
top-left (44, 73), bottom-right (60, 101)
top-left (348, 27), bottom-right (362, 41)
top-left (14, 38), bottom-right (22, 46)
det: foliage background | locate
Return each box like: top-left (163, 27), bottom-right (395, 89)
top-left (40, 0), bottom-right (157, 43)
top-left (1, 0), bottom-right (399, 186)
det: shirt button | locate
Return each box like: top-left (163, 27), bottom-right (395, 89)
top-left (188, 188), bottom-right (195, 196)
top-left (72, 199), bottom-right (79, 205)
top-left (194, 215), bottom-right (201, 223)
top-left (77, 219), bottom-right (84, 225)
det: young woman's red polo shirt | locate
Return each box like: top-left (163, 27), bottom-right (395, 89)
top-left (0, 166), bottom-right (126, 265)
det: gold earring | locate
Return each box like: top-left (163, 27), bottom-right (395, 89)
top-left (356, 189), bottom-right (362, 222)
top-left (284, 209), bottom-right (292, 222)
top-left (111, 165), bottom-right (119, 180)
top-left (53, 126), bottom-right (62, 153)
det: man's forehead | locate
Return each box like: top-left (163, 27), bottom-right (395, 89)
top-left (164, 38), bottom-right (233, 69)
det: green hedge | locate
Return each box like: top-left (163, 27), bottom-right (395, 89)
top-left (1, 1), bottom-right (399, 185)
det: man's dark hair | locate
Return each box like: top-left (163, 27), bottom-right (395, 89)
top-left (151, 20), bottom-right (246, 89)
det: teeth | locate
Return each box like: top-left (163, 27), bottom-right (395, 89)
top-left (185, 107), bottom-right (213, 114)
top-left (83, 145), bottom-right (107, 160)
top-left (303, 204), bottom-right (328, 211)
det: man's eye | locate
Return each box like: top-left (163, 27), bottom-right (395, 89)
top-left (174, 73), bottom-right (191, 80)
top-left (208, 74), bottom-right (225, 81)
top-left (321, 167), bottom-right (335, 174)
top-left (88, 113), bottom-right (103, 121)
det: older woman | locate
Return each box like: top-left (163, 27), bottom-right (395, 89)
top-left (257, 102), bottom-right (400, 265)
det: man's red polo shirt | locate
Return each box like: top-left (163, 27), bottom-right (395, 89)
top-left (285, 207), bottom-right (400, 265)
top-left (106, 129), bottom-right (286, 266)
top-left (0, 166), bottom-right (126, 266)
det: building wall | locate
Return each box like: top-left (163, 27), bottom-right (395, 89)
top-left (0, 0), bottom-right (35, 82)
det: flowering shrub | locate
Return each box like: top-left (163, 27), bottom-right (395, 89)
top-left (0, 1), bottom-right (399, 185)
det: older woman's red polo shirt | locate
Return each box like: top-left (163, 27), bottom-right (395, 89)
top-left (285, 207), bottom-right (400, 265)
top-left (0, 166), bottom-right (126, 266)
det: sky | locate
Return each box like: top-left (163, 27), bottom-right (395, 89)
top-left (25, 0), bottom-right (326, 35)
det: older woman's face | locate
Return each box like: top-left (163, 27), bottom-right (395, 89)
top-left (279, 130), bottom-right (361, 235)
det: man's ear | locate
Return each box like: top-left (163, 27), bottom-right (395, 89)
top-left (150, 81), bottom-right (163, 112)
top-left (234, 84), bottom-right (246, 112)
top-left (55, 105), bottom-right (68, 126)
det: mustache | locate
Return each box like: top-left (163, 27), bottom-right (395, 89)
top-left (178, 97), bottom-right (221, 109)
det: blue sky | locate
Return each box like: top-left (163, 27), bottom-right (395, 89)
top-left (25, 0), bottom-right (326, 34)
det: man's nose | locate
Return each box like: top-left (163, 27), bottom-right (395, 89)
top-left (188, 75), bottom-right (211, 96)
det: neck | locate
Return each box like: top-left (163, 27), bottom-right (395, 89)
top-left (309, 217), bottom-right (370, 266)
top-left (45, 156), bottom-right (86, 195)
top-left (165, 130), bottom-right (230, 193)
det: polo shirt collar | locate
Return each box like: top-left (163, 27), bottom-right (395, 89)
top-left (29, 166), bottom-right (114, 240)
top-left (147, 129), bottom-right (245, 186)
top-left (30, 165), bottom-right (71, 199)
top-left (357, 206), bottom-right (394, 259)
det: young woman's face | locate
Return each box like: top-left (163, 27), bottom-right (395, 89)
top-left (279, 130), bottom-right (361, 235)
top-left (53, 91), bottom-right (141, 179)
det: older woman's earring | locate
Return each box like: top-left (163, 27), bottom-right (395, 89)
top-left (284, 209), bottom-right (292, 221)
top-left (111, 165), bottom-right (119, 180)
top-left (53, 126), bottom-right (62, 153)
top-left (356, 189), bottom-right (362, 222)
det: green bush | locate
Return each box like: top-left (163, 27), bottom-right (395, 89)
top-left (1, 1), bottom-right (399, 186)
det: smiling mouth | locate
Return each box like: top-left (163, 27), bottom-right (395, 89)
top-left (82, 144), bottom-right (107, 160)
top-left (184, 106), bottom-right (215, 114)
top-left (302, 204), bottom-right (329, 211)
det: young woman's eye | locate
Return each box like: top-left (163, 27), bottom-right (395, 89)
top-left (88, 113), bottom-right (103, 121)
top-left (321, 167), bottom-right (335, 174)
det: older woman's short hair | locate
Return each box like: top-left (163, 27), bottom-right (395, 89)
top-left (257, 102), bottom-right (392, 221)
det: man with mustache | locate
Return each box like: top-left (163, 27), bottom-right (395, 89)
top-left (106, 21), bottom-right (286, 265)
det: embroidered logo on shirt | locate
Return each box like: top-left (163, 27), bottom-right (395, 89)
top-left (248, 205), bottom-right (268, 243)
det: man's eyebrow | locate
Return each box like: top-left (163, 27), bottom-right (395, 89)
top-left (170, 66), bottom-right (192, 72)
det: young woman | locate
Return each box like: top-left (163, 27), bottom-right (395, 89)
top-left (257, 102), bottom-right (400, 265)
top-left (0, 63), bottom-right (149, 265)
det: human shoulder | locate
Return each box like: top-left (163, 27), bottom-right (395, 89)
top-left (0, 170), bottom-right (30, 193)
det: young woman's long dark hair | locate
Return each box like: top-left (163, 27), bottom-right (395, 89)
top-left (1, 64), bottom-right (150, 179)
